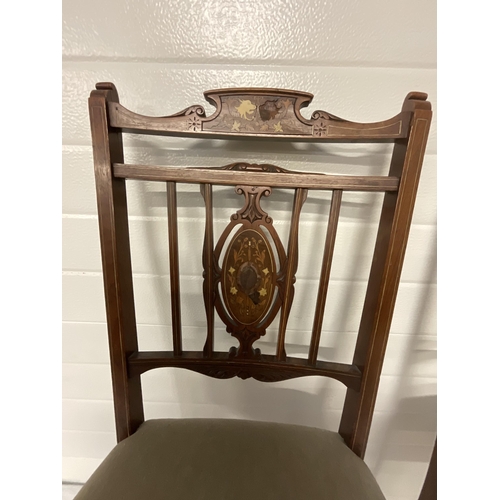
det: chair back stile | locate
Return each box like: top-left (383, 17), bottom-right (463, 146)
top-left (88, 84), bottom-right (144, 441)
top-left (88, 82), bottom-right (432, 458)
top-left (339, 97), bottom-right (432, 456)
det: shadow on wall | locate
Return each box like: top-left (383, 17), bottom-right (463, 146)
top-left (372, 395), bottom-right (437, 463)
top-left (370, 225), bottom-right (437, 474)
top-left (127, 137), bottom-right (391, 216)
top-left (190, 376), bottom-right (345, 433)
top-left (122, 135), bottom-right (394, 169)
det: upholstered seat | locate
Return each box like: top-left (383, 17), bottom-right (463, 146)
top-left (75, 419), bottom-right (385, 500)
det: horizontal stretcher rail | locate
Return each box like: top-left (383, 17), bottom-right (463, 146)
top-left (114, 164), bottom-right (399, 192)
top-left (128, 351), bottom-right (362, 390)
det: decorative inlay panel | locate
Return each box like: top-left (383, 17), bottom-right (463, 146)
top-left (222, 228), bottom-right (276, 326)
top-left (202, 93), bottom-right (311, 135)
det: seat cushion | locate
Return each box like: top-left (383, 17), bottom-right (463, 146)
top-left (75, 419), bottom-right (385, 500)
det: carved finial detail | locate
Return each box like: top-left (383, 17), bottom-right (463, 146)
top-left (233, 185), bottom-right (272, 224)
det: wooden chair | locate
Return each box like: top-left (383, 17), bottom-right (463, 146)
top-left (78, 82), bottom-right (432, 500)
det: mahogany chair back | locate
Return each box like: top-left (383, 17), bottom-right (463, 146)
top-left (88, 82), bottom-right (432, 459)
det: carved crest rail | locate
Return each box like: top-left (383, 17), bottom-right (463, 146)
top-left (107, 87), bottom-right (415, 141)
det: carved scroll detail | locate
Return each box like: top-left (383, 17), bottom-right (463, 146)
top-left (310, 110), bottom-right (345, 122)
top-left (189, 365), bottom-right (312, 383)
top-left (214, 163), bottom-right (292, 174)
top-left (168, 104), bottom-right (207, 118)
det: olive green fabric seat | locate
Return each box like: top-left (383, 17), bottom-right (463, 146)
top-left (75, 419), bottom-right (386, 500)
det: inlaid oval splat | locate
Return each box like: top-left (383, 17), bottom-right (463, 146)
top-left (221, 228), bottom-right (276, 325)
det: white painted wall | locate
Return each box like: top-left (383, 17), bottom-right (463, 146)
top-left (62, 2), bottom-right (436, 499)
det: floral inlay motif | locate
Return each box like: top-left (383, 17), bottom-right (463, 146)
top-left (273, 121), bottom-right (283, 133)
top-left (188, 115), bottom-right (202, 131)
top-left (222, 229), bottom-right (275, 325)
top-left (313, 121), bottom-right (327, 137)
